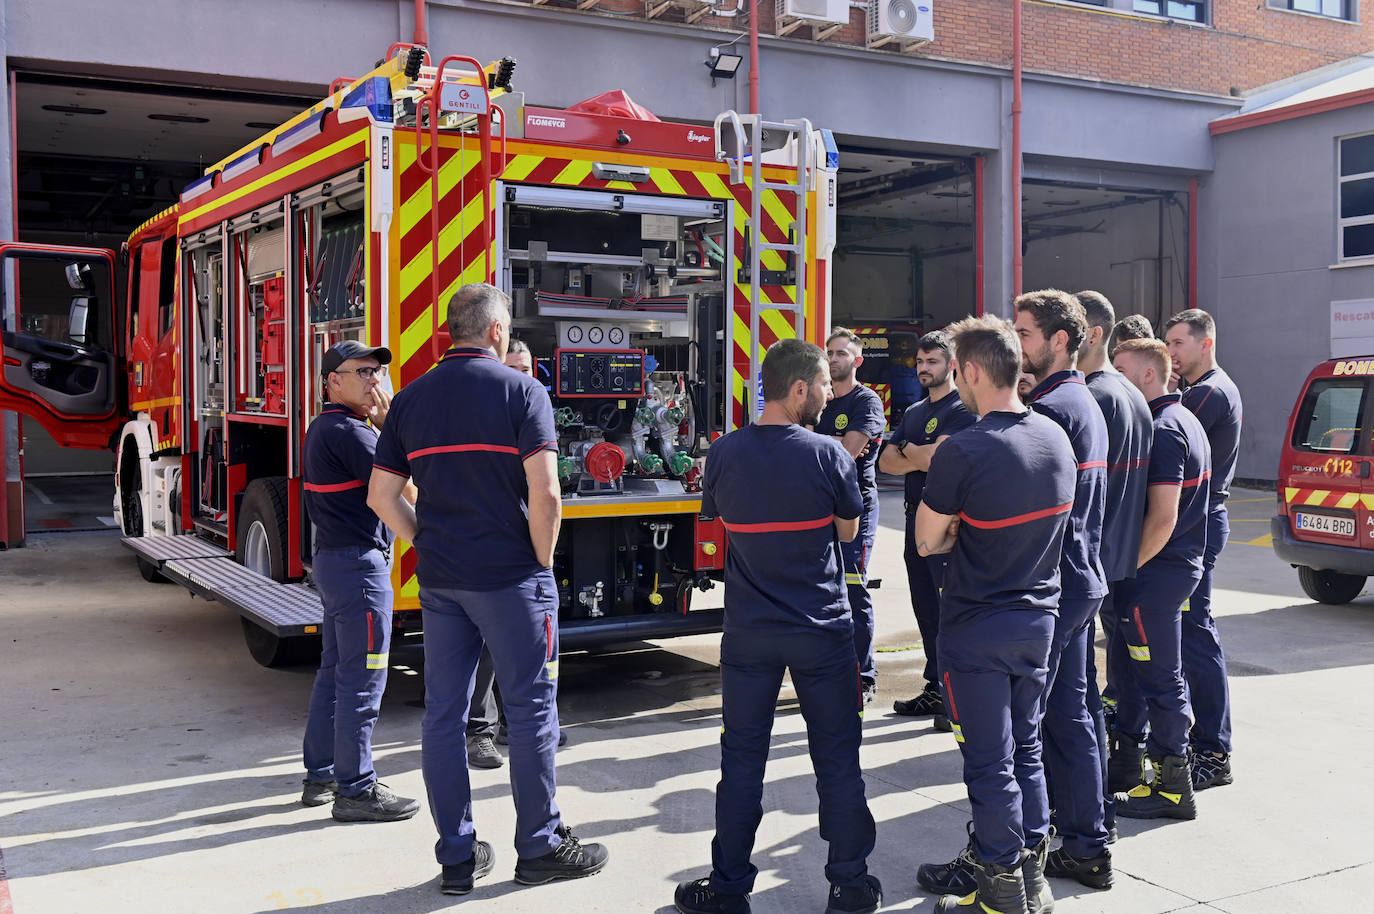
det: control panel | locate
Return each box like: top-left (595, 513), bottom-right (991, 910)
top-left (555, 349), bottom-right (646, 399)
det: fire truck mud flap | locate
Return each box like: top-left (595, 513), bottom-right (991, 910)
top-left (122, 535), bottom-right (323, 638)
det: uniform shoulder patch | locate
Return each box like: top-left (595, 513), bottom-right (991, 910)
top-left (925, 417), bottom-right (938, 435)
top-left (835, 414), bottom-right (849, 431)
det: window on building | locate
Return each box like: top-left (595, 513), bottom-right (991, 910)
top-left (1340, 132), bottom-right (1374, 261)
top-left (1133, 0), bottom-right (1205, 21)
top-left (1270, 0), bottom-right (1355, 20)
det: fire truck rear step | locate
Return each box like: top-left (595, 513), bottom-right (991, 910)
top-left (123, 536), bottom-right (322, 636)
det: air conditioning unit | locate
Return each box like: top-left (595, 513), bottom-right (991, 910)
top-left (867, 0), bottom-right (934, 50)
top-left (777, 0), bottom-right (851, 38)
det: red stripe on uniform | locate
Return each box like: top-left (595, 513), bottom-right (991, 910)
top-left (1108, 458), bottom-right (1150, 472)
top-left (1077, 460), bottom-right (1107, 471)
top-left (407, 443), bottom-right (520, 460)
top-left (943, 672), bottom-right (959, 722)
top-left (545, 613), bottom-right (554, 661)
top-left (958, 500), bottom-right (1073, 530)
top-left (303, 480), bottom-right (366, 493)
top-left (1181, 470), bottom-right (1212, 488)
top-left (367, 611), bottom-right (375, 653)
top-left (721, 515), bottom-right (834, 533)
top-left (1133, 606), bottom-right (1149, 646)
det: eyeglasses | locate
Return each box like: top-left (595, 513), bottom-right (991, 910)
top-left (332, 365), bottom-right (388, 380)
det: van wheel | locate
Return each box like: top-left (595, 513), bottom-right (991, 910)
top-left (241, 618), bottom-right (322, 668)
top-left (236, 477), bottom-right (290, 582)
top-left (1297, 566), bottom-right (1366, 605)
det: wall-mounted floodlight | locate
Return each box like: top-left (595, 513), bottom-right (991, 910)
top-left (705, 47), bottom-right (744, 86)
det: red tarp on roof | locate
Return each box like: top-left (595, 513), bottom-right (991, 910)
top-left (566, 90), bottom-right (661, 122)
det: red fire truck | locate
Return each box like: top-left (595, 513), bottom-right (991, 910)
top-left (0, 46), bottom-right (839, 665)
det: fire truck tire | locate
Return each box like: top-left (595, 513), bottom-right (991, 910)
top-left (241, 618), bottom-right (322, 669)
top-left (236, 477), bottom-right (290, 582)
top-left (1297, 566), bottom-right (1366, 605)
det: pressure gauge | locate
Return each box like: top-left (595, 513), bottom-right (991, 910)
top-left (608, 326), bottom-right (626, 345)
top-left (588, 326), bottom-right (605, 344)
top-left (566, 324), bottom-right (584, 344)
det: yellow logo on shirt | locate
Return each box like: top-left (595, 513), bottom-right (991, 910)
top-left (925, 417), bottom-right (938, 435)
top-left (835, 414), bottom-right (849, 430)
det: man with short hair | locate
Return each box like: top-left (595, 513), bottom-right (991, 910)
top-left (369, 283), bottom-right (608, 895)
top-left (1164, 308), bottom-right (1241, 791)
top-left (879, 330), bottom-right (976, 727)
top-left (1111, 338), bottom-right (1212, 821)
top-left (815, 327), bottom-right (887, 704)
top-left (1108, 314), bottom-right (1153, 357)
top-left (914, 316), bottom-right (1076, 914)
top-left (300, 340), bottom-right (421, 824)
top-left (1057, 291), bottom-right (1152, 886)
top-left (675, 338), bottom-right (881, 914)
top-left (1013, 290), bottom-right (1112, 889)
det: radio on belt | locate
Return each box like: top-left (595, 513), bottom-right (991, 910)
top-left (555, 348), bottom-right (646, 398)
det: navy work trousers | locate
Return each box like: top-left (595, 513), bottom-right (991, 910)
top-left (938, 609), bottom-right (1054, 867)
top-left (842, 502), bottom-right (879, 688)
top-left (903, 509), bottom-right (947, 687)
top-left (1114, 562), bottom-right (1201, 760)
top-left (1085, 583), bottom-right (1128, 830)
top-left (303, 546), bottom-right (393, 798)
top-left (419, 569), bottom-right (562, 865)
top-left (1042, 596), bottom-right (1109, 858)
top-left (1183, 505), bottom-right (1233, 754)
top-left (466, 646), bottom-right (499, 739)
top-left (710, 627), bottom-right (876, 896)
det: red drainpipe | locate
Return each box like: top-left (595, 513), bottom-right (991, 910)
top-left (1011, 0), bottom-right (1023, 297)
top-left (749, 0), bottom-right (760, 114)
top-left (414, 0), bottom-right (429, 47)
top-left (1188, 177), bottom-right (1198, 309)
top-left (975, 155), bottom-right (985, 317)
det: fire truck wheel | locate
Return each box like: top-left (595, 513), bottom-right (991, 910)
top-left (236, 477), bottom-right (290, 582)
top-left (241, 619), bottom-right (322, 669)
top-left (1297, 566), bottom-right (1366, 605)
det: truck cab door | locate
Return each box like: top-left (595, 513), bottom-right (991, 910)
top-left (0, 243), bottom-right (123, 450)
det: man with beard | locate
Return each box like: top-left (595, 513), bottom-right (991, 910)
top-left (675, 338), bottom-right (881, 914)
top-left (1111, 338), bottom-right (1211, 821)
top-left (914, 316), bottom-right (1076, 914)
top-left (1164, 309), bottom-right (1241, 791)
top-left (879, 330), bottom-right (976, 728)
top-left (814, 328), bottom-right (887, 704)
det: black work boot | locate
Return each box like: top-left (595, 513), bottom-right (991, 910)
top-left (674, 876), bottom-right (751, 914)
top-left (893, 685), bottom-right (944, 716)
top-left (513, 823), bottom-right (609, 884)
top-left (331, 782), bottom-right (421, 822)
top-left (1106, 731), bottom-right (1145, 794)
top-left (1191, 751), bottom-right (1233, 790)
top-left (825, 874), bottom-right (882, 914)
top-left (1045, 846), bottom-right (1113, 890)
top-left (935, 852), bottom-right (1028, 914)
top-left (439, 840), bottom-right (494, 895)
top-left (917, 821), bottom-right (977, 896)
top-left (1023, 836), bottom-right (1055, 914)
top-left (1117, 754), bottom-right (1196, 820)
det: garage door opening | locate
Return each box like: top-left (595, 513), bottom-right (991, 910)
top-left (11, 72), bottom-right (311, 533)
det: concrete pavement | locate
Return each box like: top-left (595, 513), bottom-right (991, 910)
top-left (1, 485), bottom-right (1371, 912)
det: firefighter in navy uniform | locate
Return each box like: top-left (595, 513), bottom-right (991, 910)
top-left (1164, 309), bottom-right (1241, 791)
top-left (1112, 338), bottom-right (1212, 821)
top-left (814, 328), bottom-right (887, 704)
top-left (675, 338), bottom-right (881, 914)
top-left (914, 316), bottom-right (1077, 914)
top-left (368, 284), bottom-right (608, 896)
top-left (300, 340), bottom-right (421, 823)
top-left (1066, 291), bottom-right (1153, 885)
top-left (878, 330), bottom-right (976, 727)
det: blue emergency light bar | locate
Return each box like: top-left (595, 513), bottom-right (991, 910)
top-left (820, 129), bottom-right (839, 170)
top-left (341, 77), bottom-right (393, 123)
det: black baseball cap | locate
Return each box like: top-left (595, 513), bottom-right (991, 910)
top-left (321, 340), bottom-right (392, 376)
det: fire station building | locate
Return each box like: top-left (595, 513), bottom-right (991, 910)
top-left (2, 0), bottom-right (1373, 536)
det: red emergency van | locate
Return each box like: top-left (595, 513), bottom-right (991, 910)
top-left (1272, 355), bottom-right (1374, 604)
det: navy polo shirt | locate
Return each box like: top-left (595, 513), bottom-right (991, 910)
top-left (814, 383), bottom-right (885, 508)
top-left (883, 389), bottom-right (976, 508)
top-left (1145, 393), bottom-right (1213, 572)
top-left (373, 347), bottom-right (558, 591)
top-left (303, 402), bottom-right (393, 552)
top-left (1181, 367), bottom-right (1242, 505)
top-left (1086, 369), bottom-right (1153, 584)
top-left (701, 423), bottom-right (863, 634)
top-left (922, 409), bottom-right (1077, 628)
top-left (1026, 370), bottom-right (1109, 600)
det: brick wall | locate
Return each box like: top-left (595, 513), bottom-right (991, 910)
top-left (538, 0), bottom-right (1374, 97)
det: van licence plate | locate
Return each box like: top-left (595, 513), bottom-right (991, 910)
top-left (1295, 512), bottom-right (1356, 538)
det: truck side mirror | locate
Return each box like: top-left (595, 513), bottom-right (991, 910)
top-left (69, 296), bottom-right (91, 346)
top-left (65, 261), bottom-right (93, 292)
